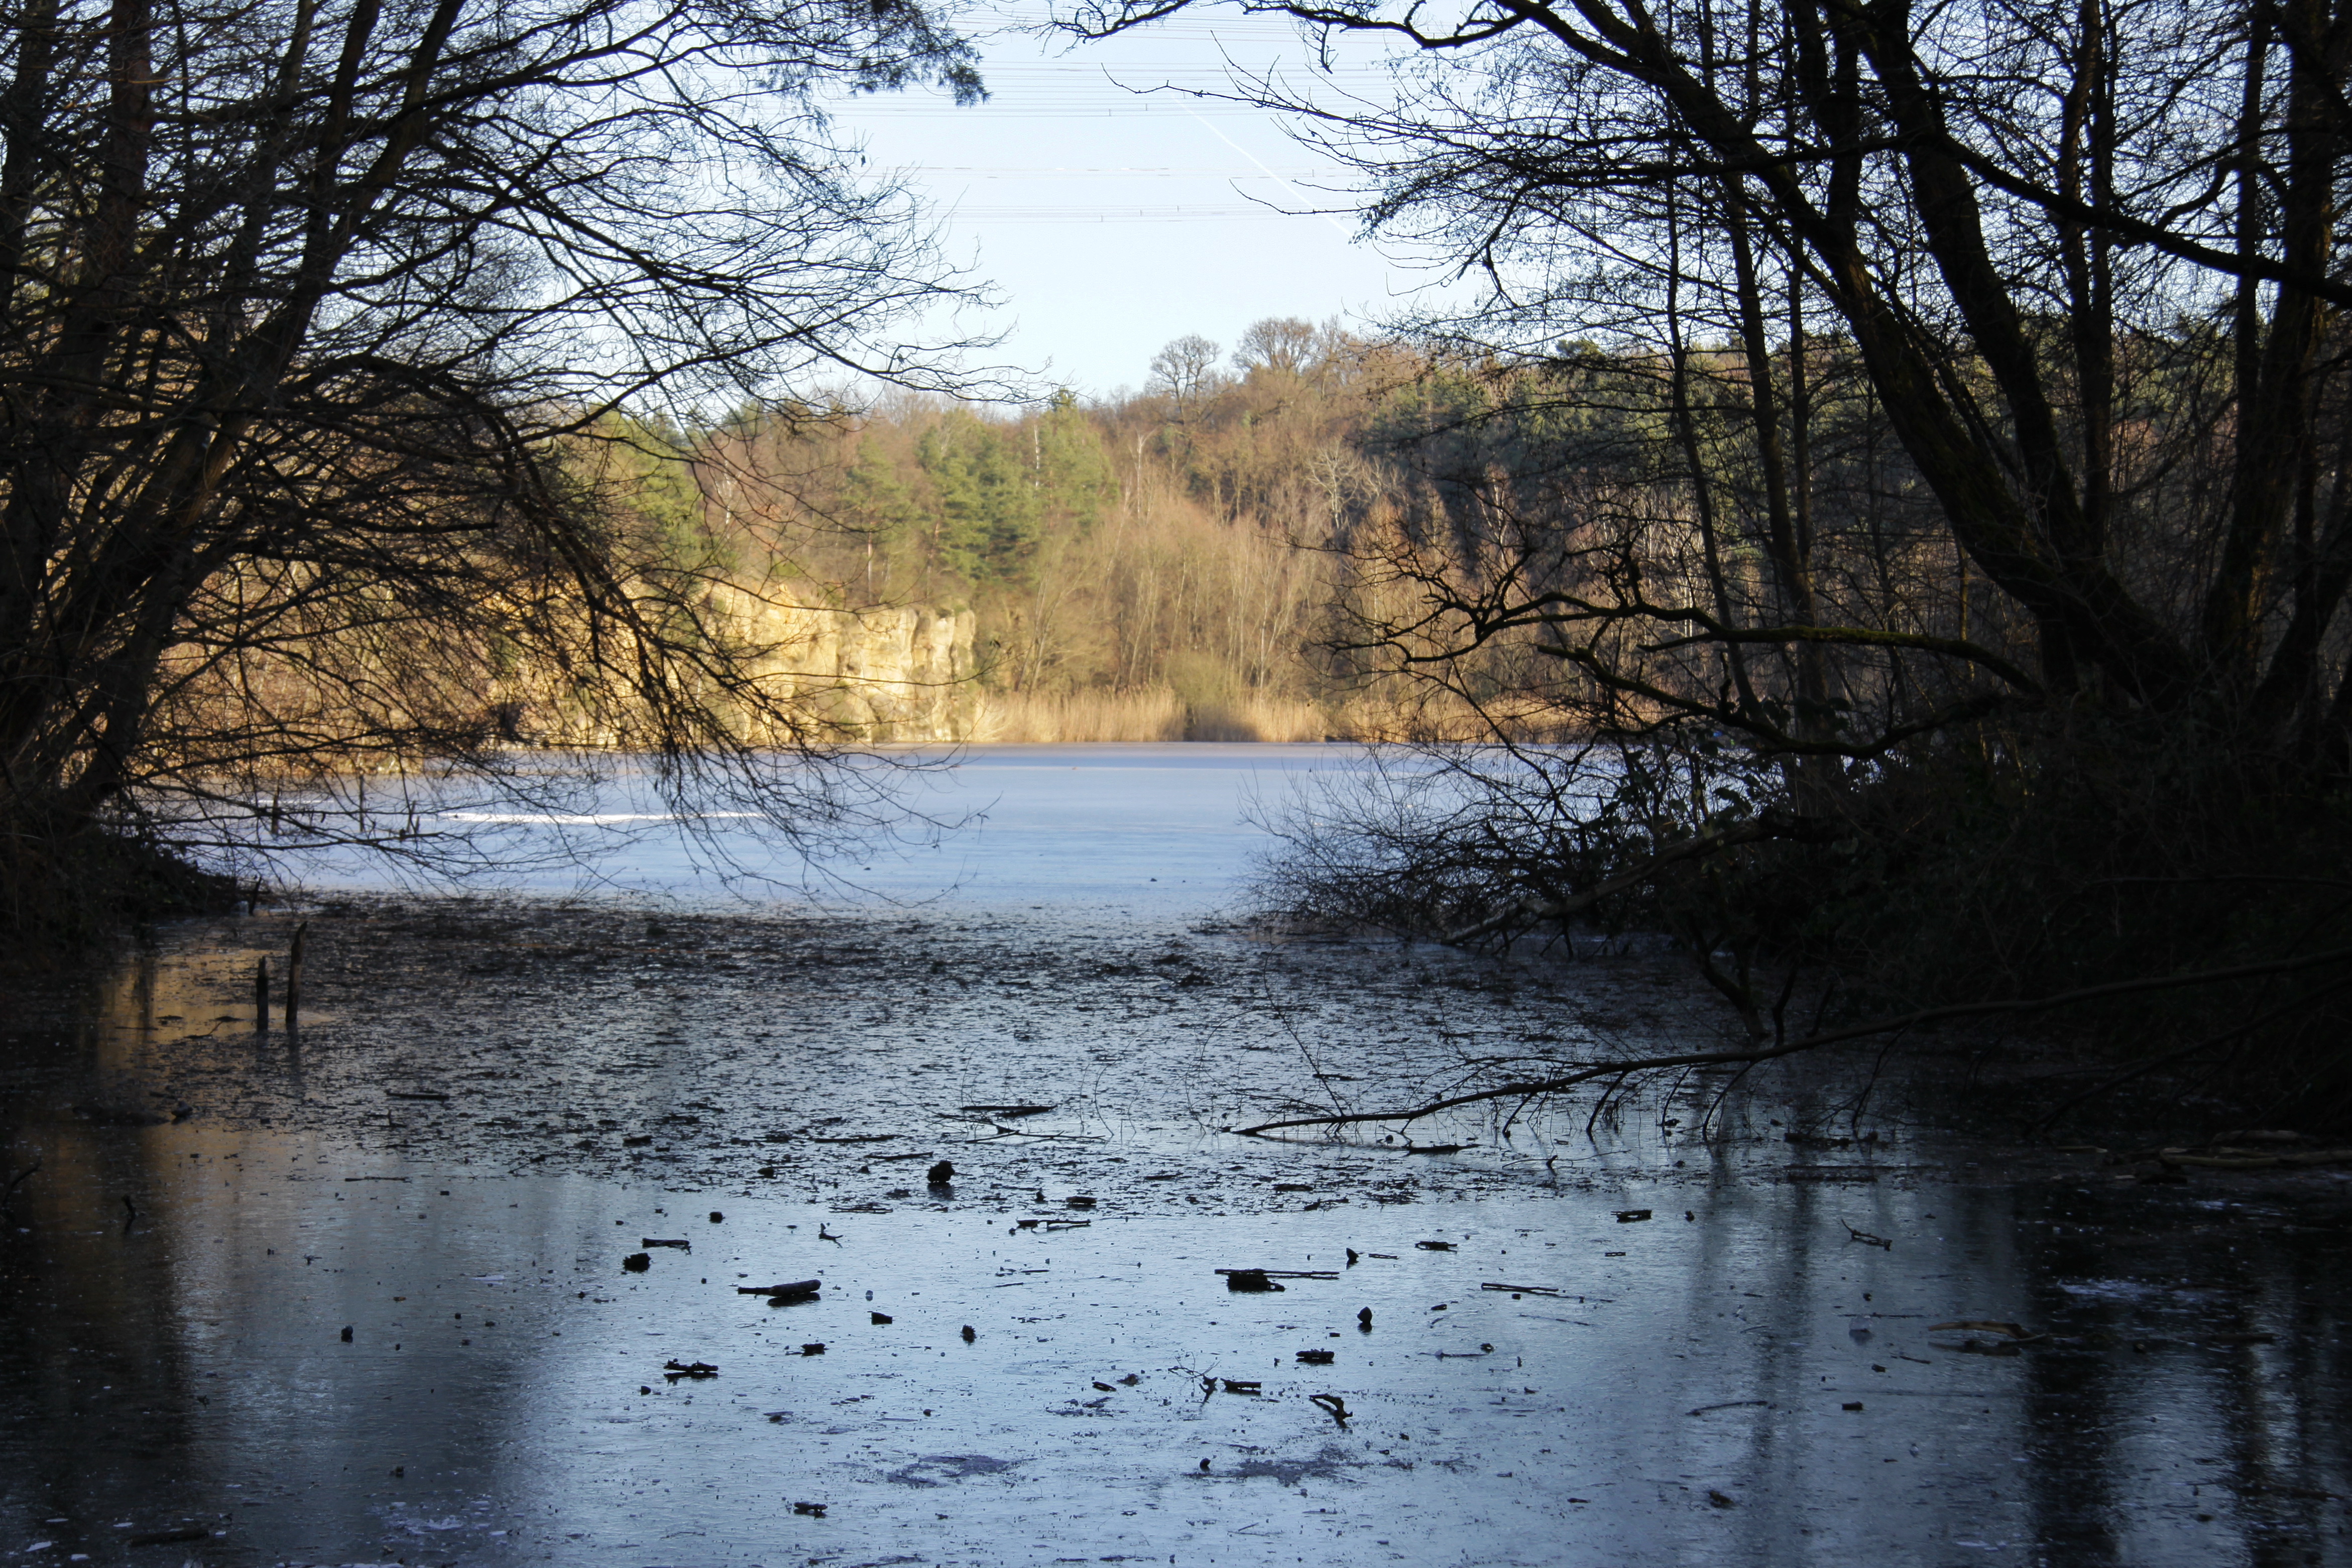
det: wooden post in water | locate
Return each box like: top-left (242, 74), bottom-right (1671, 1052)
top-left (285, 922), bottom-right (307, 1032)
top-left (254, 956), bottom-right (269, 1033)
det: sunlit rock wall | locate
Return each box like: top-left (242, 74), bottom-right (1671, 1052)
top-left (714, 589), bottom-right (979, 744)
top-left (489, 590), bottom-right (978, 748)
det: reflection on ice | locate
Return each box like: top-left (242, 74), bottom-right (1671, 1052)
top-left (4, 1125), bottom-right (2348, 1567)
top-left (7, 747), bottom-right (2348, 1564)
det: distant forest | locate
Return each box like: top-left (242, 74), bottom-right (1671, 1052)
top-left (632, 318), bottom-right (1433, 742)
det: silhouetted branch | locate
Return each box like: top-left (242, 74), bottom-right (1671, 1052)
top-left (1233, 944), bottom-right (2352, 1136)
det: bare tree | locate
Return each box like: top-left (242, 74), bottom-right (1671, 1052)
top-left (1076, 0), bottom-right (2352, 738)
top-left (1234, 316), bottom-right (1318, 377)
top-left (1069, 0), bottom-right (2352, 1113)
top-left (0, 0), bottom-right (994, 917)
top-left (1148, 333), bottom-right (1224, 407)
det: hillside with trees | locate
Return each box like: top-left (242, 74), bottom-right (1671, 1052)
top-left (661, 318), bottom-right (1457, 742)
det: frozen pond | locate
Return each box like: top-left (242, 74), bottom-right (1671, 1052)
top-left (270, 743), bottom-right (1381, 919)
top-left (6, 747), bottom-right (2351, 1565)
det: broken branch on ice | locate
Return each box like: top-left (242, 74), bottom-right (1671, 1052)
top-left (1231, 943), bottom-right (2352, 1137)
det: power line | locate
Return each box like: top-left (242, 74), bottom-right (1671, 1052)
top-left (837, 108), bottom-right (1280, 118)
top-left (901, 165), bottom-right (1333, 176)
top-left (939, 203), bottom-right (1340, 221)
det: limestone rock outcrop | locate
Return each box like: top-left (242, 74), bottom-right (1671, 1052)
top-left (491, 587), bottom-right (978, 747)
top-left (741, 596), bottom-right (978, 743)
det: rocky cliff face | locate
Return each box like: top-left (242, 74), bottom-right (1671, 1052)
top-left (494, 588), bottom-right (979, 748)
top-left (743, 597), bottom-right (979, 743)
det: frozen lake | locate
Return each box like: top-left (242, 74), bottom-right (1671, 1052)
top-left (6, 747), bottom-right (2351, 1566)
top-left (276, 743), bottom-right (1382, 920)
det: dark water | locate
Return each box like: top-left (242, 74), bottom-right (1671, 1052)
top-left (5, 750), bottom-right (2350, 1566)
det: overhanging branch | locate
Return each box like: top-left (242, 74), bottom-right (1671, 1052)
top-left (1233, 942), bottom-right (2352, 1136)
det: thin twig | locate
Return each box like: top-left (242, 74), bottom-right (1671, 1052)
top-left (1446, 812), bottom-right (1827, 944)
top-left (1235, 943), bottom-right (2352, 1136)
top-left (2034, 970), bottom-right (2352, 1131)
top-left (0, 1158), bottom-right (37, 1212)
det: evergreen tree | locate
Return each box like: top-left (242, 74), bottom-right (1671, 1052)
top-left (918, 411), bottom-right (1042, 584)
top-left (1035, 391), bottom-right (1117, 536)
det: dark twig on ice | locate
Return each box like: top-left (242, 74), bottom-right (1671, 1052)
top-left (1310, 1393), bottom-right (1351, 1424)
top-left (663, 1360), bottom-right (718, 1381)
top-left (1843, 1222), bottom-right (1895, 1250)
top-left (737, 1280), bottom-right (820, 1300)
top-left (1928, 1319), bottom-right (2043, 1343)
top-left (1, 1158), bottom-right (38, 1214)
top-left (72, 1103), bottom-right (166, 1126)
top-left (1231, 944), bottom-right (2352, 1137)
top-left (1216, 1268), bottom-right (1338, 1281)
top-left (285, 920), bottom-right (307, 1032)
top-left (642, 1237), bottom-right (689, 1249)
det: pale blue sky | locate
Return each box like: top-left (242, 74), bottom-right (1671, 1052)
top-left (823, 2), bottom-right (1457, 400)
